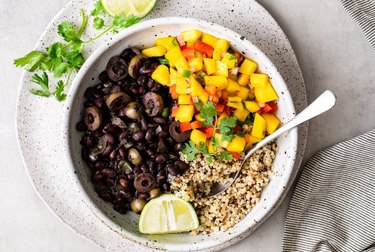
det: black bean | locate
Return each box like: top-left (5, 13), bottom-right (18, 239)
top-left (101, 144), bottom-right (113, 156)
top-left (155, 154), bottom-right (167, 164)
top-left (147, 122), bottom-right (157, 128)
top-left (109, 149), bottom-right (118, 160)
top-left (80, 134), bottom-right (96, 148)
top-left (101, 168), bottom-right (116, 178)
top-left (127, 173), bottom-right (135, 181)
top-left (166, 137), bottom-right (175, 147)
top-left (176, 160), bottom-right (190, 173)
top-left (105, 178), bottom-right (116, 187)
top-left (119, 178), bottom-right (129, 189)
top-left (133, 166), bottom-right (142, 176)
top-left (135, 143), bottom-right (145, 151)
top-left (140, 117), bottom-right (148, 131)
top-left (118, 147), bottom-right (126, 159)
top-left (76, 121), bottom-right (86, 132)
top-left (169, 153), bottom-right (179, 160)
top-left (132, 131), bottom-right (145, 142)
top-left (95, 160), bottom-right (108, 170)
top-left (93, 98), bottom-right (104, 108)
top-left (92, 171), bottom-right (103, 182)
top-left (162, 183), bottom-right (170, 192)
top-left (153, 116), bottom-right (166, 124)
top-left (145, 128), bottom-right (155, 143)
top-left (174, 143), bottom-right (183, 152)
top-left (137, 193), bottom-right (149, 201)
top-left (99, 71), bottom-right (110, 82)
top-left (99, 191), bottom-right (113, 202)
top-left (167, 165), bottom-right (180, 176)
top-left (104, 123), bottom-right (119, 135)
top-left (119, 131), bottom-right (129, 141)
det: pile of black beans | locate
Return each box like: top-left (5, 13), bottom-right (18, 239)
top-left (76, 48), bottom-right (190, 214)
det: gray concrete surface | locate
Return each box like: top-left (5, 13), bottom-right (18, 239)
top-left (1, 0), bottom-right (374, 251)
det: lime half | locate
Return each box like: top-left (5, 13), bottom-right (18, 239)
top-left (101, 0), bottom-right (157, 17)
top-left (139, 194), bottom-right (199, 234)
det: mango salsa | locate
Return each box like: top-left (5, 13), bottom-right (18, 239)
top-left (226, 135), bottom-right (246, 153)
top-left (252, 113), bottom-right (266, 139)
top-left (142, 45), bottom-right (166, 57)
top-left (151, 65), bottom-right (170, 86)
top-left (190, 129), bottom-right (207, 146)
top-left (175, 105), bottom-right (194, 122)
top-left (155, 37), bottom-right (177, 50)
top-left (262, 113), bottom-right (281, 134)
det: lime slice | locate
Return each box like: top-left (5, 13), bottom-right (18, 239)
top-left (101, 0), bottom-right (157, 17)
top-left (139, 194), bottom-right (199, 234)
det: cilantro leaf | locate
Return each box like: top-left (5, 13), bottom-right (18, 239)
top-left (30, 72), bottom-right (51, 97)
top-left (58, 22), bottom-right (79, 42)
top-left (91, 0), bottom-right (105, 16)
top-left (220, 151), bottom-right (233, 161)
top-left (112, 13), bottom-right (141, 33)
top-left (54, 80), bottom-right (67, 101)
top-left (93, 17), bottom-right (105, 30)
top-left (14, 51), bottom-right (46, 72)
top-left (194, 101), bottom-right (203, 110)
top-left (218, 116), bottom-right (237, 134)
top-left (198, 142), bottom-right (209, 154)
top-left (199, 101), bottom-right (217, 126)
top-left (182, 141), bottom-right (201, 161)
top-left (206, 155), bottom-right (213, 164)
top-left (54, 62), bottom-right (70, 78)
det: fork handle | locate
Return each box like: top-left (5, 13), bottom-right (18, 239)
top-left (242, 90), bottom-right (336, 162)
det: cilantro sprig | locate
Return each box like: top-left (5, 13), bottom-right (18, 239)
top-left (182, 101), bottom-right (238, 163)
top-left (14, 3), bottom-right (144, 102)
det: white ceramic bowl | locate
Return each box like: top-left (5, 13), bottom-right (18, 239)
top-left (64, 17), bottom-right (297, 251)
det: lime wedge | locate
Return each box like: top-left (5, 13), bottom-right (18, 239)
top-left (139, 194), bottom-right (199, 234)
top-left (101, 0), bottom-right (157, 17)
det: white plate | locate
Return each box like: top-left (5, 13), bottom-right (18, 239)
top-left (16, 1), bottom-right (307, 251)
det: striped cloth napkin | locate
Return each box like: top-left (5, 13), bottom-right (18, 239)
top-left (282, 130), bottom-right (375, 251)
top-left (282, 2), bottom-right (375, 251)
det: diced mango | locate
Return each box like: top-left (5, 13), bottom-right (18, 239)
top-left (151, 65), bottom-right (170, 86)
top-left (176, 78), bottom-right (190, 95)
top-left (250, 73), bottom-right (268, 88)
top-left (226, 79), bottom-right (241, 94)
top-left (215, 61), bottom-right (228, 77)
top-left (233, 108), bottom-right (250, 122)
top-left (207, 140), bottom-right (216, 153)
top-left (244, 101), bottom-right (260, 112)
top-left (204, 76), bottom-right (228, 90)
top-left (190, 129), bottom-right (207, 146)
top-left (244, 134), bottom-right (262, 151)
top-left (237, 73), bottom-right (250, 86)
top-left (248, 89), bottom-right (255, 100)
top-left (191, 76), bottom-right (209, 103)
top-left (212, 49), bottom-right (222, 60)
top-left (203, 58), bottom-right (217, 75)
top-left (178, 94), bottom-right (191, 105)
top-left (170, 68), bottom-right (179, 85)
top-left (254, 82), bottom-right (279, 103)
top-left (215, 39), bottom-right (230, 52)
top-left (226, 135), bottom-right (246, 153)
top-left (239, 59), bottom-right (258, 75)
top-left (227, 101), bottom-right (243, 110)
top-left (221, 53), bottom-right (237, 69)
top-left (217, 112), bottom-right (228, 126)
top-left (165, 47), bottom-right (183, 67)
top-left (228, 96), bottom-right (242, 102)
top-left (237, 86), bottom-right (250, 101)
top-left (251, 113), bottom-right (266, 139)
top-left (155, 37), bottom-right (177, 51)
top-left (262, 113), bottom-right (281, 134)
top-left (181, 30), bottom-right (202, 44)
top-left (142, 45), bottom-right (166, 57)
top-left (174, 56), bottom-right (189, 74)
top-left (175, 105), bottom-right (194, 123)
top-left (214, 133), bottom-right (229, 148)
top-left (188, 56), bottom-right (203, 72)
top-left (202, 33), bottom-right (219, 47)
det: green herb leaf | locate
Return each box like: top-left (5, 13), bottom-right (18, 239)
top-left (194, 101), bottom-right (203, 110)
top-left (53, 80), bottom-right (67, 101)
top-left (112, 13), bottom-right (141, 33)
top-left (159, 58), bottom-right (169, 65)
top-left (91, 0), bottom-right (105, 16)
top-left (220, 151), bottom-right (233, 161)
top-left (182, 141), bottom-right (201, 161)
top-left (198, 141), bottom-right (208, 154)
top-left (14, 51), bottom-right (46, 72)
top-left (218, 116), bottom-right (236, 134)
top-left (199, 101), bottom-right (217, 127)
top-left (54, 62), bottom-right (70, 78)
top-left (229, 54), bottom-right (237, 60)
top-left (172, 38), bottom-right (179, 46)
top-left (182, 70), bottom-right (191, 78)
top-left (236, 131), bottom-right (245, 137)
top-left (58, 22), bottom-right (79, 42)
top-left (30, 72), bottom-right (51, 97)
top-left (93, 17), bottom-right (105, 30)
top-left (206, 155), bottom-right (213, 164)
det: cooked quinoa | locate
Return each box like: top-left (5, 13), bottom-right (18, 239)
top-left (170, 142), bottom-right (277, 234)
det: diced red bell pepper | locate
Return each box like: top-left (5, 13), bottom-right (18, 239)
top-left (221, 90), bottom-right (229, 102)
top-left (190, 120), bottom-right (203, 129)
top-left (194, 41), bottom-right (214, 58)
top-left (205, 127), bottom-right (215, 138)
top-left (204, 85), bottom-right (217, 95)
top-left (230, 152), bottom-right (241, 160)
top-left (233, 125), bottom-right (243, 134)
top-left (181, 46), bottom-right (196, 60)
top-left (224, 105), bottom-right (232, 115)
top-left (259, 102), bottom-right (277, 114)
top-left (234, 52), bottom-right (244, 64)
top-left (180, 122), bottom-right (192, 132)
top-left (216, 104), bottom-right (225, 114)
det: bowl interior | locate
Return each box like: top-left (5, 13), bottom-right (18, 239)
top-left (65, 18), bottom-right (297, 251)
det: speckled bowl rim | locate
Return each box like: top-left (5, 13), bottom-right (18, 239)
top-left (63, 17), bottom-right (297, 251)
